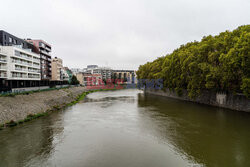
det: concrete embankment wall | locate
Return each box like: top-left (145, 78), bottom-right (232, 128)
top-left (145, 89), bottom-right (250, 112)
top-left (0, 87), bottom-right (86, 125)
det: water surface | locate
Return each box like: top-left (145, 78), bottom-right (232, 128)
top-left (0, 89), bottom-right (250, 167)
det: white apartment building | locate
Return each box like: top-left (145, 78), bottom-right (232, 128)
top-left (85, 65), bottom-right (112, 80)
top-left (0, 46), bottom-right (41, 81)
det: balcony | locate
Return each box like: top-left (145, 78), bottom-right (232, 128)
top-left (28, 69), bottom-right (40, 73)
top-left (0, 59), bottom-right (7, 63)
top-left (39, 43), bottom-right (45, 49)
top-left (40, 50), bottom-right (51, 56)
top-left (15, 68), bottom-right (27, 72)
top-left (14, 51), bottom-right (33, 61)
top-left (28, 74), bottom-right (40, 78)
top-left (0, 65), bottom-right (7, 71)
top-left (11, 74), bottom-right (27, 79)
top-left (0, 48), bottom-right (7, 55)
top-left (0, 72), bottom-right (7, 78)
top-left (45, 47), bottom-right (51, 52)
top-left (33, 58), bottom-right (40, 63)
top-left (12, 60), bottom-right (33, 67)
top-left (33, 63), bottom-right (40, 68)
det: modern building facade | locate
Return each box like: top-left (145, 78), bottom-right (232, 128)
top-left (0, 30), bottom-right (69, 92)
top-left (0, 30), bottom-right (34, 50)
top-left (0, 45), bottom-right (41, 90)
top-left (0, 30), bottom-right (43, 91)
top-left (26, 40), bottom-right (52, 81)
top-left (85, 65), bottom-right (112, 80)
top-left (112, 70), bottom-right (137, 84)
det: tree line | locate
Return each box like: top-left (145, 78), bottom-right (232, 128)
top-left (136, 25), bottom-right (250, 98)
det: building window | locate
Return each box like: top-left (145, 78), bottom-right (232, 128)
top-left (9, 37), bottom-right (13, 43)
top-left (15, 50), bottom-right (21, 57)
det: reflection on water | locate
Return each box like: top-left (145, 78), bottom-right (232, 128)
top-left (0, 112), bottom-right (64, 167)
top-left (0, 89), bottom-right (250, 167)
top-left (137, 93), bottom-right (250, 167)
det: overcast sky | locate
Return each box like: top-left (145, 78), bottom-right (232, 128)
top-left (0, 0), bottom-right (249, 70)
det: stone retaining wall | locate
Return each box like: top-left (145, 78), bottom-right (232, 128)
top-left (0, 87), bottom-right (86, 125)
top-left (145, 89), bottom-right (250, 112)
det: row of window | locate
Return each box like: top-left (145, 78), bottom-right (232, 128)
top-left (4, 35), bottom-right (25, 47)
top-left (14, 65), bottom-right (40, 73)
top-left (12, 57), bottom-right (40, 68)
top-left (11, 72), bottom-right (40, 78)
top-left (14, 50), bottom-right (40, 63)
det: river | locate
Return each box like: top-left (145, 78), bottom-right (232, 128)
top-left (0, 89), bottom-right (250, 167)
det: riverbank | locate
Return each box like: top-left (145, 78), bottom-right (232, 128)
top-left (145, 89), bottom-right (250, 112)
top-left (0, 87), bottom-right (104, 129)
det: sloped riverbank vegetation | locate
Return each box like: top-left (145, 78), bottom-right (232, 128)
top-left (0, 88), bottom-right (122, 130)
top-left (137, 25), bottom-right (250, 98)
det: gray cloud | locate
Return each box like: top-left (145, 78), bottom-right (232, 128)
top-left (0, 0), bottom-right (249, 70)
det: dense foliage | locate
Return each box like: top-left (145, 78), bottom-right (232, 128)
top-left (71, 75), bottom-right (79, 85)
top-left (137, 25), bottom-right (250, 98)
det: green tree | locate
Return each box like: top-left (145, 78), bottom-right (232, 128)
top-left (71, 75), bottom-right (79, 85)
top-left (136, 25), bottom-right (250, 98)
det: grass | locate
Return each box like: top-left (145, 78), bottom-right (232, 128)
top-left (66, 89), bottom-right (102, 107)
top-left (0, 88), bottom-right (119, 130)
top-left (2, 112), bottom-right (50, 129)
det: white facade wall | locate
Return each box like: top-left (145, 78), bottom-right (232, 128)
top-left (0, 46), bottom-right (41, 80)
top-left (86, 66), bottom-right (112, 80)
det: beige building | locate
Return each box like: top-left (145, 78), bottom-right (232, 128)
top-left (76, 73), bottom-right (84, 85)
top-left (51, 57), bottom-right (63, 81)
top-left (76, 73), bottom-right (102, 86)
top-left (112, 70), bottom-right (137, 84)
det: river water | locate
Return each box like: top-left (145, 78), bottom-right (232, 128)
top-left (0, 89), bottom-right (250, 167)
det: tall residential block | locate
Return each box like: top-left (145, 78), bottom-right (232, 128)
top-left (51, 57), bottom-right (69, 81)
top-left (0, 30), bottom-right (41, 91)
top-left (26, 40), bottom-right (52, 80)
top-left (51, 57), bottom-right (62, 81)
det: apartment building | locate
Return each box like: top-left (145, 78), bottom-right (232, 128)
top-left (0, 30), bottom-right (70, 92)
top-left (76, 72), bottom-right (102, 86)
top-left (0, 46), bottom-right (41, 89)
top-left (51, 57), bottom-right (69, 81)
top-left (0, 30), bottom-right (34, 49)
top-left (85, 65), bottom-right (112, 80)
top-left (0, 30), bottom-right (42, 91)
top-left (112, 70), bottom-right (137, 84)
top-left (26, 40), bottom-right (52, 81)
top-left (51, 57), bottom-right (62, 81)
